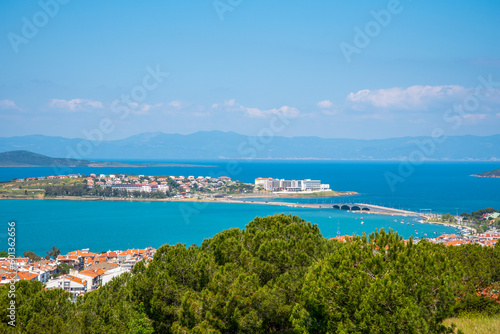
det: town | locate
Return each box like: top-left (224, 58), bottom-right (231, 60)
top-left (7, 173), bottom-right (335, 199)
top-left (1, 226), bottom-right (498, 300)
top-left (0, 246), bottom-right (156, 300)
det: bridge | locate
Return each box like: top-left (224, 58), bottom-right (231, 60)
top-left (309, 203), bottom-right (424, 216)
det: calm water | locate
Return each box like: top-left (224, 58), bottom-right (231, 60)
top-left (0, 200), bottom-right (457, 255)
top-left (0, 161), bottom-right (498, 254)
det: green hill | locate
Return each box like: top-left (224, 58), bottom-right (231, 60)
top-left (0, 150), bottom-right (210, 167)
top-left (473, 168), bottom-right (500, 178)
top-left (0, 150), bottom-right (93, 167)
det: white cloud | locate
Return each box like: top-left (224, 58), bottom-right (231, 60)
top-left (317, 100), bottom-right (333, 108)
top-left (212, 99), bottom-right (300, 119)
top-left (49, 98), bottom-right (103, 111)
top-left (0, 99), bottom-right (21, 111)
top-left (127, 102), bottom-right (164, 115)
top-left (345, 85), bottom-right (469, 111)
top-left (463, 113), bottom-right (487, 123)
top-left (318, 85), bottom-right (500, 122)
top-left (168, 100), bottom-right (191, 109)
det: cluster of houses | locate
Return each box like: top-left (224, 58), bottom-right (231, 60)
top-left (427, 230), bottom-right (500, 247)
top-left (13, 173), bottom-right (241, 197)
top-left (255, 177), bottom-right (330, 193)
top-left (0, 247), bottom-right (156, 299)
top-left (86, 173), bottom-right (235, 196)
top-left (86, 173), bottom-right (170, 193)
top-left (15, 174), bottom-right (80, 182)
top-left (332, 229), bottom-right (500, 248)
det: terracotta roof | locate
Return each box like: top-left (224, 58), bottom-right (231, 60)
top-left (65, 275), bottom-right (87, 286)
top-left (17, 272), bottom-right (38, 281)
top-left (79, 268), bottom-right (106, 278)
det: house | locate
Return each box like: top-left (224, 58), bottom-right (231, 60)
top-left (16, 272), bottom-right (39, 281)
top-left (46, 275), bottom-right (87, 298)
top-left (218, 176), bottom-right (231, 182)
top-left (75, 268), bottom-right (107, 291)
top-left (101, 266), bottom-right (131, 286)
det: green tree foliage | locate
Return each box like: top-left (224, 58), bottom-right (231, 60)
top-left (444, 243), bottom-right (500, 315)
top-left (22, 250), bottom-right (41, 262)
top-left (0, 250), bottom-right (8, 257)
top-left (0, 214), bottom-right (499, 333)
top-left (0, 280), bottom-right (79, 333)
top-left (55, 263), bottom-right (73, 277)
top-left (291, 230), bottom-right (463, 334)
top-left (46, 246), bottom-right (61, 260)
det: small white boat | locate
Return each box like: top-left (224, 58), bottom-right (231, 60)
top-left (361, 221), bottom-right (364, 225)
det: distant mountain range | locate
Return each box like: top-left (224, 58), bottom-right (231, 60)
top-left (0, 150), bottom-right (207, 167)
top-left (0, 132), bottom-right (500, 161)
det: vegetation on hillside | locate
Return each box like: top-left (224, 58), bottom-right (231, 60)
top-left (0, 214), bottom-right (499, 333)
top-left (473, 168), bottom-right (500, 178)
top-left (461, 208), bottom-right (500, 232)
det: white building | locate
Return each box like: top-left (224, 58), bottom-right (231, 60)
top-left (255, 177), bottom-right (330, 192)
top-left (46, 275), bottom-right (87, 298)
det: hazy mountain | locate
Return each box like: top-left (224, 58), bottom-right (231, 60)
top-left (0, 132), bottom-right (499, 161)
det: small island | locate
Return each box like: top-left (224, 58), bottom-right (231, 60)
top-left (472, 168), bottom-right (500, 178)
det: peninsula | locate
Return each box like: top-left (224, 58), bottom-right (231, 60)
top-left (0, 150), bottom-right (210, 167)
top-left (0, 172), bottom-right (356, 200)
top-left (472, 168), bottom-right (500, 178)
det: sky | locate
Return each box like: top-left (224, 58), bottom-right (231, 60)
top-left (1, 0), bottom-right (500, 140)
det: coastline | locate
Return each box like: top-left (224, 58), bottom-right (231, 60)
top-left (0, 193), bottom-right (470, 233)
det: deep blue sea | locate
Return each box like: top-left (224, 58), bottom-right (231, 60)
top-left (1, 161), bottom-right (499, 254)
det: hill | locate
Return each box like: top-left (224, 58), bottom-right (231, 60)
top-left (473, 168), bottom-right (500, 178)
top-left (0, 150), bottom-right (207, 167)
top-left (0, 132), bottom-right (500, 160)
top-left (0, 150), bottom-right (92, 167)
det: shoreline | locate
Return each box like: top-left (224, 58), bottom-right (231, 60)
top-left (0, 195), bottom-right (467, 234)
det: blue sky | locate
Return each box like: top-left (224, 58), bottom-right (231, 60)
top-left (1, 0), bottom-right (500, 139)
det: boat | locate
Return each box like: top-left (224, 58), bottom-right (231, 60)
top-left (424, 233), bottom-right (427, 237)
top-left (360, 221), bottom-right (364, 225)
top-left (394, 219), bottom-right (397, 222)
top-left (411, 224), bottom-right (414, 226)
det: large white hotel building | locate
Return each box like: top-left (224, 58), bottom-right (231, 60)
top-left (255, 177), bottom-right (330, 192)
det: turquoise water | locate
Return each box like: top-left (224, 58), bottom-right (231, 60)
top-left (0, 199), bottom-right (458, 255)
top-left (1, 161), bottom-right (498, 255)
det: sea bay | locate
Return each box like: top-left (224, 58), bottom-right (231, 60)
top-left (1, 160), bottom-right (499, 254)
top-left (1, 199), bottom-right (458, 255)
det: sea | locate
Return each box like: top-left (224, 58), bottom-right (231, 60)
top-left (1, 160), bottom-right (499, 255)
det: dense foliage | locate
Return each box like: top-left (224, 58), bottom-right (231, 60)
top-left (460, 207), bottom-right (500, 232)
top-left (1, 214), bottom-right (499, 333)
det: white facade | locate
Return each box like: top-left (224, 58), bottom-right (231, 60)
top-left (255, 177), bottom-right (330, 192)
top-left (46, 275), bottom-right (87, 297)
top-left (101, 267), bottom-right (131, 286)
